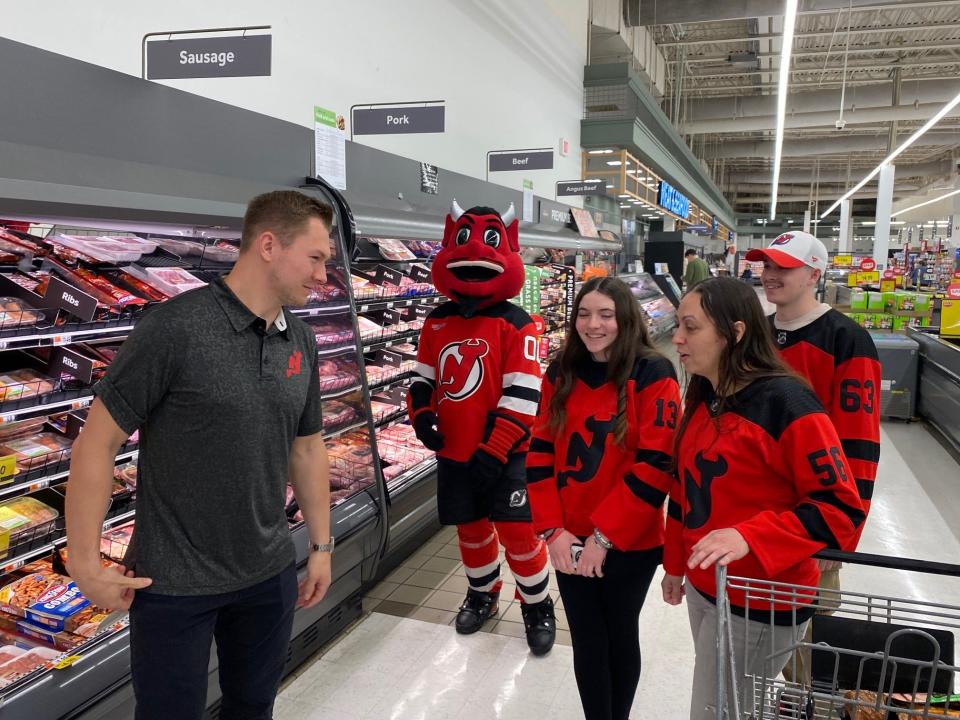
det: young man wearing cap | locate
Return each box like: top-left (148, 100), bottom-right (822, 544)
top-left (746, 230), bottom-right (881, 684)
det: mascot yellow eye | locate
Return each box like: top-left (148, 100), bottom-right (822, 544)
top-left (483, 228), bottom-right (501, 248)
top-left (456, 227), bottom-right (470, 245)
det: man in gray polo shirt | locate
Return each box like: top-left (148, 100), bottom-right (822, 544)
top-left (66, 190), bottom-right (334, 720)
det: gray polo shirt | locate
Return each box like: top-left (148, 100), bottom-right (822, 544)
top-left (94, 276), bottom-right (322, 595)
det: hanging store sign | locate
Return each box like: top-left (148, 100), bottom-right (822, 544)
top-left (50, 348), bottom-right (95, 385)
top-left (539, 200), bottom-right (572, 228)
top-left (44, 277), bottom-right (98, 322)
top-left (657, 180), bottom-right (691, 219)
top-left (352, 105), bottom-right (445, 135)
top-left (488, 150), bottom-right (553, 172)
top-left (556, 180), bottom-right (605, 197)
top-left (146, 35), bottom-right (272, 79)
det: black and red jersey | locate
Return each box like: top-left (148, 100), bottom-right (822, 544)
top-left (407, 300), bottom-right (541, 463)
top-left (664, 376), bottom-right (865, 614)
top-left (526, 355), bottom-right (680, 551)
top-left (769, 309), bottom-right (881, 517)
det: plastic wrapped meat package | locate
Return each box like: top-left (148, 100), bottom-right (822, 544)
top-left (356, 316), bottom-right (383, 342)
top-left (100, 522), bottom-right (134, 562)
top-left (126, 266), bottom-right (206, 297)
top-left (0, 416), bottom-right (48, 443)
top-left (0, 370), bottom-right (55, 404)
top-left (369, 400), bottom-right (400, 424)
top-left (317, 358), bottom-right (357, 393)
top-left (0, 297), bottom-right (45, 331)
top-left (0, 645), bottom-right (60, 688)
top-left (370, 238), bottom-right (417, 261)
top-left (0, 432), bottom-right (72, 473)
top-left (98, 236), bottom-right (158, 254)
top-left (321, 400), bottom-right (360, 432)
top-left (51, 235), bottom-right (145, 263)
top-left (0, 497), bottom-right (59, 553)
top-left (310, 320), bottom-right (354, 347)
top-left (113, 462), bottom-right (137, 491)
top-left (155, 238), bottom-right (203, 256)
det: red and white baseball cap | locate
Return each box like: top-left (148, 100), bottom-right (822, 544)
top-left (746, 231), bottom-right (828, 273)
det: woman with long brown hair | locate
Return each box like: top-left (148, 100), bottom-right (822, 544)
top-left (662, 277), bottom-right (864, 720)
top-left (526, 276), bottom-right (681, 720)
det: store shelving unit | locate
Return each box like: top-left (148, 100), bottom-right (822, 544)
top-left (619, 272), bottom-right (678, 340)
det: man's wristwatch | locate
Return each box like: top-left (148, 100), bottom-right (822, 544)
top-left (311, 537), bottom-right (335, 553)
top-left (592, 528), bottom-right (614, 550)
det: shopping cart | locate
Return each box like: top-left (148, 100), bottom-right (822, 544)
top-left (716, 549), bottom-right (960, 720)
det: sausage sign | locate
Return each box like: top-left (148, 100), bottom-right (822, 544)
top-left (146, 35), bottom-right (272, 79)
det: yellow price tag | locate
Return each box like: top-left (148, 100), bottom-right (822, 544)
top-left (53, 655), bottom-right (83, 670)
top-left (0, 454), bottom-right (17, 480)
top-left (834, 255), bottom-right (853, 267)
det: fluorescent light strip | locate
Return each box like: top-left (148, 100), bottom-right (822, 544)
top-left (770, 0), bottom-right (799, 221)
top-left (821, 92), bottom-right (960, 219)
top-left (890, 187), bottom-right (960, 217)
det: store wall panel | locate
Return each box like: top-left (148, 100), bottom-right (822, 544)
top-left (2, 0), bottom-right (588, 196)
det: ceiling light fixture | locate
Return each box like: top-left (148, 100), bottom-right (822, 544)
top-left (607, 161), bottom-right (622, 166)
top-left (770, 0), bottom-right (799, 221)
top-left (588, 149), bottom-right (614, 155)
top-left (890, 187), bottom-right (960, 217)
top-left (821, 93), bottom-right (960, 219)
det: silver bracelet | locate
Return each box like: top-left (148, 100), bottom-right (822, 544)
top-left (592, 528), bottom-right (614, 550)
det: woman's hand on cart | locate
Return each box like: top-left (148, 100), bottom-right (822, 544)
top-left (661, 574), bottom-right (685, 605)
top-left (547, 529), bottom-right (580, 575)
top-left (576, 535), bottom-right (607, 578)
top-left (687, 528), bottom-right (749, 570)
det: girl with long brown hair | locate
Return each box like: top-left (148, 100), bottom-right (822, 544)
top-left (662, 277), bottom-right (864, 720)
top-left (526, 277), bottom-right (681, 720)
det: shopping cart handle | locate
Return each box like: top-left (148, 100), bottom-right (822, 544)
top-left (815, 549), bottom-right (960, 577)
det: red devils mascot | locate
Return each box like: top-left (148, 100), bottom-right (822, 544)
top-left (407, 201), bottom-right (555, 655)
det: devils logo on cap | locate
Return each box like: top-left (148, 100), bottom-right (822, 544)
top-left (772, 234), bottom-right (794, 246)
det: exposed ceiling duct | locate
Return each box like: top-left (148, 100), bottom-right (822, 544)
top-left (703, 133), bottom-right (960, 159)
top-left (728, 159), bottom-right (955, 183)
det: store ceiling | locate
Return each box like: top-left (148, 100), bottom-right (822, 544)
top-left (627, 0), bottom-right (960, 224)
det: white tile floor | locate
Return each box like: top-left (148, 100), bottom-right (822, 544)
top-left (275, 418), bottom-right (960, 720)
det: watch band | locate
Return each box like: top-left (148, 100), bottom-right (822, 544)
top-left (592, 528), bottom-right (614, 550)
top-left (311, 537), bottom-right (335, 553)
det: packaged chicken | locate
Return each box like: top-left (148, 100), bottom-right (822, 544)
top-left (0, 432), bottom-right (72, 472)
top-left (0, 570), bottom-right (70, 617)
top-left (0, 497), bottom-right (59, 552)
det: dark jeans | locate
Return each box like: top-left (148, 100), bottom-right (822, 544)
top-left (556, 547), bottom-right (662, 720)
top-left (129, 564), bottom-right (298, 720)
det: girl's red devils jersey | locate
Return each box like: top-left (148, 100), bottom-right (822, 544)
top-left (526, 355), bottom-right (680, 551)
top-left (407, 301), bottom-right (541, 463)
top-left (769, 309), bottom-right (881, 519)
top-left (664, 376), bottom-right (865, 613)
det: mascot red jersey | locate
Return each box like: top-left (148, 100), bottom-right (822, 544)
top-left (407, 201), bottom-right (554, 655)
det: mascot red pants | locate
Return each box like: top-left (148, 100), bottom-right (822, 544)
top-left (406, 201), bottom-right (555, 655)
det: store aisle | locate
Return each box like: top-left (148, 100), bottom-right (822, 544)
top-left (275, 420), bottom-right (960, 720)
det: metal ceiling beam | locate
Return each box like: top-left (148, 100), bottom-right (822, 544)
top-left (683, 58), bottom-right (960, 81)
top-left (656, 21), bottom-right (960, 48)
top-left (626, 0), bottom-right (956, 27)
top-left (670, 41), bottom-right (960, 64)
top-left (664, 74), bottom-right (960, 96)
top-left (703, 132), bottom-right (960, 158)
top-left (729, 159), bottom-right (954, 182)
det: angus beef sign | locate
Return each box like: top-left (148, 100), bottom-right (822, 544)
top-left (146, 35), bottom-right (272, 79)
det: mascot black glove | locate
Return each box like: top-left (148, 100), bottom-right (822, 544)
top-left (467, 447), bottom-right (506, 489)
top-left (413, 412), bottom-right (445, 451)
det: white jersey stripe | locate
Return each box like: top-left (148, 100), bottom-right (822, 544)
top-left (502, 372), bottom-right (541, 390)
top-left (497, 396), bottom-right (539, 415)
top-left (415, 362), bottom-right (436, 380)
top-left (464, 558), bottom-right (501, 579)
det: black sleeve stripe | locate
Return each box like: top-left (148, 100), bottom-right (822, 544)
top-left (428, 301), bottom-right (460, 320)
top-left (667, 499), bottom-right (682, 522)
top-left (526, 466), bottom-right (553, 483)
top-left (630, 354), bottom-right (678, 389)
top-left (730, 377), bottom-right (826, 441)
top-left (624, 472), bottom-right (668, 509)
top-left (807, 490), bottom-right (866, 529)
top-left (635, 449), bottom-right (673, 473)
top-left (793, 504), bottom-right (841, 550)
top-left (841, 439), bottom-right (881, 463)
top-left (502, 385), bottom-right (541, 403)
top-left (529, 438), bottom-right (554, 453)
top-left (855, 479), bottom-right (874, 501)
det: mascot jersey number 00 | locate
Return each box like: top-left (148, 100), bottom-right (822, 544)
top-left (406, 201), bottom-right (555, 655)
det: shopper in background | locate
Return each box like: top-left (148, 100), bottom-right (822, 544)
top-left (746, 230), bottom-right (881, 684)
top-left (724, 245), bottom-right (737, 276)
top-left (527, 277), bottom-right (680, 720)
top-left (66, 190), bottom-right (335, 720)
top-left (662, 277), bottom-right (865, 720)
top-left (683, 248), bottom-right (710, 289)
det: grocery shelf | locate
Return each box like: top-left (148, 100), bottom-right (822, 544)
top-left (362, 329), bottom-right (421, 353)
top-left (290, 301), bottom-right (351, 318)
top-left (0, 447), bottom-right (139, 500)
top-left (373, 407), bottom-right (407, 428)
top-left (356, 294), bottom-right (444, 314)
top-left (316, 341), bottom-right (358, 358)
top-left (319, 383), bottom-right (363, 401)
top-left (0, 323), bottom-right (135, 352)
top-left (385, 457), bottom-right (437, 495)
top-left (322, 418), bottom-right (367, 442)
top-left (368, 371), bottom-right (414, 393)
top-left (0, 392), bottom-right (94, 424)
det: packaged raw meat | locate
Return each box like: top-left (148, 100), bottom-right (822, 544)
top-left (0, 297), bottom-right (44, 330)
top-left (356, 316), bottom-right (383, 341)
top-left (0, 646), bottom-right (23, 666)
top-left (72, 268), bottom-right (146, 308)
top-left (126, 266), bottom-right (206, 297)
top-left (100, 522), bottom-right (134, 561)
top-left (199, 244), bottom-right (238, 263)
top-left (370, 238), bottom-right (417, 261)
top-left (0, 497), bottom-right (58, 548)
top-left (16, 619), bottom-right (85, 650)
top-left (0, 416), bottom-right (47, 442)
top-left (97, 236), bottom-right (158, 254)
top-left (155, 239), bottom-right (203, 256)
top-left (113, 463), bottom-right (137, 490)
top-left (0, 645), bottom-right (60, 686)
top-left (0, 432), bottom-right (72, 472)
top-left (0, 370), bottom-right (55, 404)
top-left (322, 401), bottom-right (359, 431)
top-left (51, 235), bottom-right (144, 263)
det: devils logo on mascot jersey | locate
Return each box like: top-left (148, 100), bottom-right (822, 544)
top-left (438, 339), bottom-right (489, 402)
top-left (432, 201), bottom-right (525, 309)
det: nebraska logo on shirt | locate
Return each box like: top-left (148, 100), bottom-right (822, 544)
top-left (286, 350), bottom-right (302, 378)
top-left (437, 339), bottom-right (489, 403)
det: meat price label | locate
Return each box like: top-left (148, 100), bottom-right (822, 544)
top-left (0, 454), bottom-right (17, 480)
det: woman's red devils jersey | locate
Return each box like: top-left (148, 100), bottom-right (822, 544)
top-left (769, 309), bottom-right (881, 520)
top-left (663, 376), bottom-right (865, 616)
top-left (526, 355), bottom-right (680, 551)
top-left (406, 301), bottom-right (541, 463)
